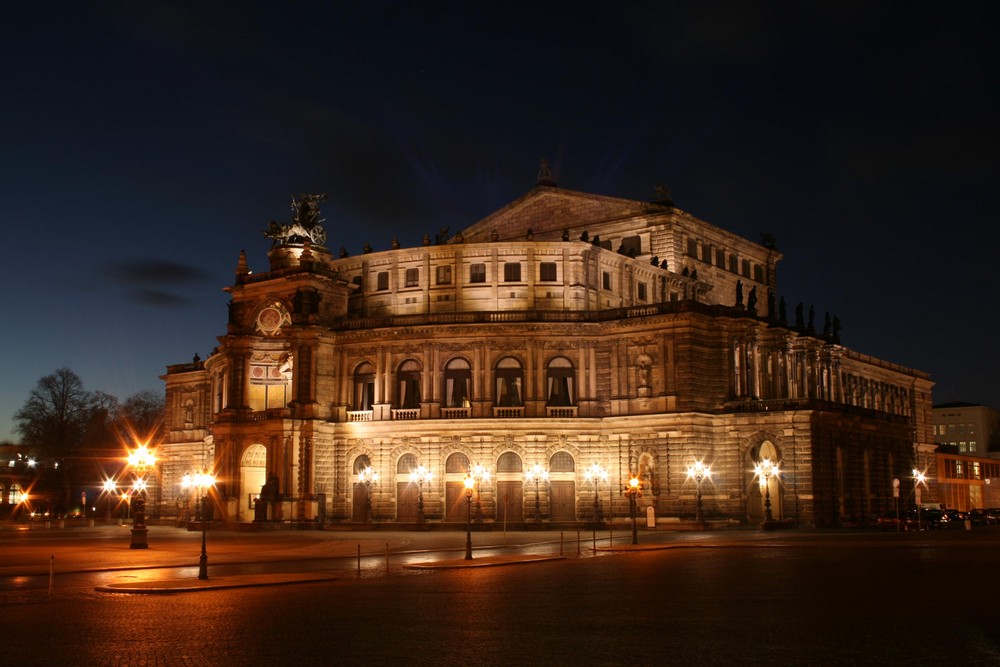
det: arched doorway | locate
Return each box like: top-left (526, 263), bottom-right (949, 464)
top-left (495, 452), bottom-right (524, 523)
top-left (240, 444), bottom-right (267, 523)
top-left (549, 451), bottom-right (576, 521)
top-left (750, 440), bottom-right (782, 522)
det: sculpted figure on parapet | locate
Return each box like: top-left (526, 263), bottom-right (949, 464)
top-left (265, 193), bottom-right (328, 247)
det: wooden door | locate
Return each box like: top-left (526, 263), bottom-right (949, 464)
top-left (397, 483), bottom-right (418, 522)
top-left (495, 481), bottom-right (524, 523)
top-left (352, 483), bottom-right (368, 522)
top-left (550, 481), bottom-right (576, 521)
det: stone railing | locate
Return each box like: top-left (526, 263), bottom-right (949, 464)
top-left (391, 409), bottom-right (420, 420)
top-left (346, 410), bottom-right (373, 422)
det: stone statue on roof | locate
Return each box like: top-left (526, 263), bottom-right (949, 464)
top-left (264, 193), bottom-right (328, 247)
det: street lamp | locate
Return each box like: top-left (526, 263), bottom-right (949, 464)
top-left (913, 469), bottom-right (926, 531)
top-left (754, 458), bottom-right (779, 525)
top-left (686, 460), bottom-right (711, 524)
top-left (409, 465), bottom-right (433, 523)
top-left (464, 473), bottom-right (475, 560)
top-left (471, 463), bottom-right (491, 522)
top-left (126, 444), bottom-right (156, 549)
top-left (524, 463), bottom-right (549, 521)
top-left (624, 475), bottom-right (642, 544)
top-left (357, 466), bottom-right (379, 523)
top-left (182, 469), bottom-right (216, 580)
top-left (101, 479), bottom-right (117, 522)
top-left (583, 463), bottom-right (608, 522)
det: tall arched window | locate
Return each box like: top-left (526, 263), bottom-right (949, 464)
top-left (443, 358), bottom-right (472, 408)
top-left (396, 359), bottom-right (422, 409)
top-left (354, 362), bottom-right (375, 411)
top-left (546, 356), bottom-right (575, 406)
top-left (495, 357), bottom-right (524, 407)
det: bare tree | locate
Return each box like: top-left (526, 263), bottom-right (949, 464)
top-left (14, 368), bottom-right (98, 510)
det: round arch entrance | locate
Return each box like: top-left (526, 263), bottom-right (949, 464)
top-left (240, 444), bottom-right (267, 523)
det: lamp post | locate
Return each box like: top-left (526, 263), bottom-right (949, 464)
top-left (101, 479), bottom-right (117, 522)
top-left (126, 444), bottom-right (156, 549)
top-left (686, 460), bottom-right (711, 524)
top-left (625, 475), bottom-right (642, 544)
top-left (584, 463), bottom-right (608, 523)
top-left (358, 466), bottom-right (379, 524)
top-left (464, 473), bottom-right (475, 560)
top-left (409, 465), bottom-right (432, 523)
top-left (183, 469), bottom-right (216, 580)
top-left (525, 463), bottom-right (549, 522)
top-left (754, 458), bottom-right (779, 527)
top-left (471, 463), bottom-right (491, 522)
top-left (912, 469), bottom-right (926, 531)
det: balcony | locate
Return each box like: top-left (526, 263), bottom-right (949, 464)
top-left (493, 406), bottom-right (524, 418)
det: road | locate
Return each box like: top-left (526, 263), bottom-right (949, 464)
top-left (3, 524), bottom-right (997, 665)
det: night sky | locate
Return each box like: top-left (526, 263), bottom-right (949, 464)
top-left (3, 2), bottom-right (997, 441)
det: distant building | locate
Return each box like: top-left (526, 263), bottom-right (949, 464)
top-left (160, 174), bottom-right (934, 528)
top-left (932, 402), bottom-right (1000, 458)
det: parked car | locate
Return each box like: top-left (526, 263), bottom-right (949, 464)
top-left (968, 508), bottom-right (1000, 526)
top-left (877, 509), bottom-right (931, 531)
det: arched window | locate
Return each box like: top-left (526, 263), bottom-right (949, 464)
top-left (396, 359), bottom-right (422, 409)
top-left (497, 452), bottom-right (523, 473)
top-left (495, 357), bottom-right (524, 407)
top-left (8, 483), bottom-right (23, 504)
top-left (443, 358), bottom-right (472, 408)
top-left (550, 451), bottom-right (575, 472)
top-left (446, 452), bottom-right (470, 473)
top-left (352, 455), bottom-right (372, 475)
top-left (354, 362), bottom-right (375, 411)
top-left (546, 356), bottom-right (575, 406)
top-left (397, 453), bottom-right (418, 474)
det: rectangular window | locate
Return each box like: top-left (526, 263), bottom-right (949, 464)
top-left (701, 245), bottom-right (712, 263)
top-left (741, 259), bottom-right (751, 278)
top-left (754, 265), bottom-right (764, 282)
top-left (620, 235), bottom-right (642, 257)
top-left (470, 263), bottom-right (486, 283)
top-left (539, 262), bottom-right (557, 281)
top-left (729, 254), bottom-right (738, 273)
top-left (377, 271), bottom-right (389, 291)
top-left (602, 271), bottom-right (611, 291)
top-left (687, 239), bottom-right (698, 257)
top-left (716, 249), bottom-right (726, 267)
top-left (405, 268), bottom-right (419, 287)
top-left (637, 282), bottom-right (648, 301)
top-left (504, 262), bottom-right (521, 282)
top-left (436, 265), bottom-right (452, 285)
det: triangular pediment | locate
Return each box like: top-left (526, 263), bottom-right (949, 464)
top-left (458, 186), bottom-right (667, 243)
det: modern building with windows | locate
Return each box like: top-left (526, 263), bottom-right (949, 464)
top-left (159, 171), bottom-right (935, 528)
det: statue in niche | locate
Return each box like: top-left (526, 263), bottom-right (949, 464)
top-left (746, 287), bottom-right (757, 314)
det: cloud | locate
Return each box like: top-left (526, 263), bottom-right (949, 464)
top-left (102, 259), bottom-right (211, 308)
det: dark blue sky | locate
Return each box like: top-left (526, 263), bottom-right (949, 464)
top-left (2, 2), bottom-right (997, 440)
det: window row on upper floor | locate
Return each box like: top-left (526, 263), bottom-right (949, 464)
top-left (686, 238), bottom-right (767, 283)
top-left (353, 355), bottom-right (576, 412)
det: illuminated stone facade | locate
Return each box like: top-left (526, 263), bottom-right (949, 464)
top-left (160, 181), bottom-right (934, 528)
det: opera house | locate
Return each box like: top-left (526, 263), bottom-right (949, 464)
top-left (159, 167), bottom-right (934, 528)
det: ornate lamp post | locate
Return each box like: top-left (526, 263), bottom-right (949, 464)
top-left (686, 460), bottom-right (711, 524)
top-left (754, 458), bottom-right (780, 526)
top-left (912, 469), bottom-right (926, 531)
top-left (524, 463), bottom-right (549, 522)
top-left (183, 469), bottom-right (216, 580)
top-left (583, 463), bottom-right (608, 522)
top-left (471, 463), bottom-right (491, 522)
top-left (126, 444), bottom-right (156, 549)
top-left (409, 465), bottom-right (432, 523)
top-left (625, 475), bottom-right (642, 544)
top-left (358, 466), bottom-right (379, 524)
top-left (464, 473), bottom-right (475, 560)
